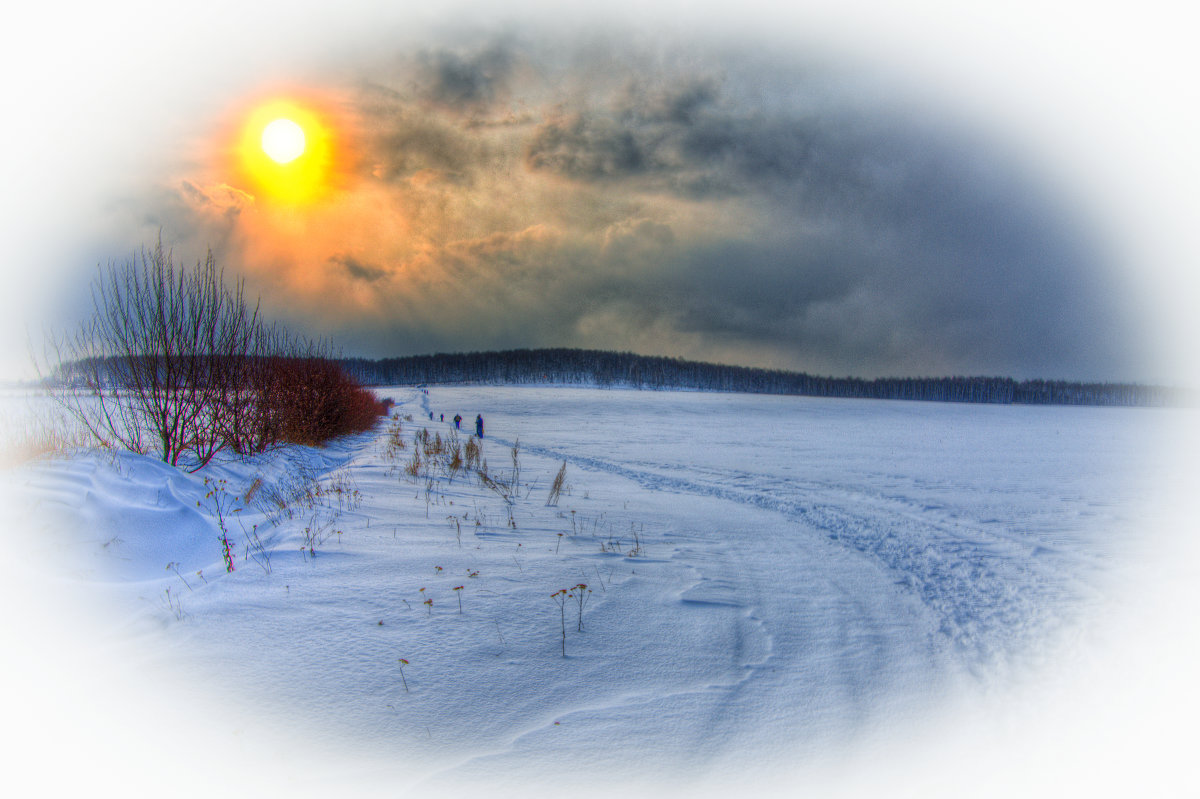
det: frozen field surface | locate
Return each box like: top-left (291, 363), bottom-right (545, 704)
top-left (1, 387), bottom-right (1193, 797)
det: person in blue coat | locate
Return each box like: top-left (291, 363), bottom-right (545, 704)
top-left (475, 414), bottom-right (484, 437)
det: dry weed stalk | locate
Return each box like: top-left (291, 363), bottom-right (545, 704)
top-left (547, 461), bottom-right (568, 506)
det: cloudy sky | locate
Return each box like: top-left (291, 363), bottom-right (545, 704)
top-left (4, 1), bottom-right (1197, 383)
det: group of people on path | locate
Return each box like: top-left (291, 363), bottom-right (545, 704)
top-left (429, 410), bottom-right (484, 437)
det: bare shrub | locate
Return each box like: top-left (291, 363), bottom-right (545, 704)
top-left (42, 239), bottom-right (388, 469)
top-left (45, 240), bottom-right (264, 469)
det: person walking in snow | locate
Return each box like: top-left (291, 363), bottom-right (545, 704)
top-left (475, 414), bottom-right (484, 438)
top-left (453, 414), bottom-right (462, 430)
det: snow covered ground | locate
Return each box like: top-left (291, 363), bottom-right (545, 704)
top-left (1, 386), bottom-right (1196, 797)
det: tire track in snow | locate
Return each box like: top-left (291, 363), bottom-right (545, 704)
top-left (496, 436), bottom-right (1089, 674)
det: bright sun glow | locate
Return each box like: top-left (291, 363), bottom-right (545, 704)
top-left (236, 99), bottom-right (335, 204)
top-left (261, 118), bottom-right (306, 164)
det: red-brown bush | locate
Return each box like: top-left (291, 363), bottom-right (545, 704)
top-left (257, 357), bottom-right (386, 447)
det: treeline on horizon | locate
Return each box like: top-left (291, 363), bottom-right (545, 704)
top-left (338, 348), bottom-right (1183, 407)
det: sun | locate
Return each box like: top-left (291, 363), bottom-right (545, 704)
top-left (261, 118), bottom-right (306, 164)
top-left (236, 99), bottom-right (335, 204)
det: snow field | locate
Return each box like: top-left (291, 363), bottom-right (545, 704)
top-left (0, 385), bottom-right (1189, 797)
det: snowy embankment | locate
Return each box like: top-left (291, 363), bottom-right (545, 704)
top-left (1, 386), bottom-right (1195, 797)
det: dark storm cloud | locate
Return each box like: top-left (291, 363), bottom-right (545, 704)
top-left (332, 255), bottom-right (389, 283)
top-left (525, 72), bottom-right (831, 197)
top-left (416, 43), bottom-right (515, 111)
top-left (510, 49), bottom-right (1135, 378)
top-left (653, 239), bottom-right (862, 338)
top-left (359, 85), bottom-right (483, 181)
top-left (633, 78), bottom-right (721, 125)
top-left (525, 114), bottom-right (646, 180)
top-left (639, 165), bottom-right (1122, 378)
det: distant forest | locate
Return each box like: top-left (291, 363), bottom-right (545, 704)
top-left (341, 348), bottom-right (1182, 407)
